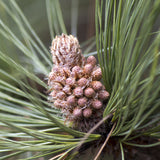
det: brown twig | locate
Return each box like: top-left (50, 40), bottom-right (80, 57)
top-left (94, 122), bottom-right (116, 160)
top-left (49, 152), bottom-right (66, 160)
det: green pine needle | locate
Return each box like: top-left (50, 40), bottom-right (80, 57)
top-left (0, 0), bottom-right (160, 159)
top-left (96, 0), bottom-right (160, 146)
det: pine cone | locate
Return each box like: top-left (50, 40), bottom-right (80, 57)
top-left (48, 34), bottom-right (110, 133)
top-left (50, 33), bottom-right (85, 68)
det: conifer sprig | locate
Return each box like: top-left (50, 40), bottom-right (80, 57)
top-left (96, 0), bottom-right (160, 150)
top-left (0, 0), bottom-right (160, 159)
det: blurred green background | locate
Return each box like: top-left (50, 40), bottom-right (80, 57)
top-left (0, 0), bottom-right (96, 83)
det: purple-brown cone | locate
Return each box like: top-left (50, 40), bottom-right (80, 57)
top-left (48, 34), bottom-right (109, 133)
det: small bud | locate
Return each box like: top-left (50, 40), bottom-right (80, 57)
top-left (77, 78), bottom-right (88, 87)
top-left (91, 67), bottom-right (102, 80)
top-left (91, 81), bottom-right (103, 91)
top-left (78, 97), bottom-right (87, 107)
top-left (49, 66), bottom-right (62, 81)
top-left (51, 82), bottom-right (63, 91)
top-left (84, 87), bottom-right (95, 98)
top-left (67, 95), bottom-right (76, 106)
top-left (73, 107), bottom-right (82, 117)
top-left (63, 85), bottom-right (71, 95)
top-left (98, 90), bottom-right (109, 100)
top-left (60, 100), bottom-right (68, 108)
top-left (49, 66), bottom-right (66, 83)
top-left (54, 76), bottom-right (66, 85)
top-left (72, 66), bottom-right (81, 73)
top-left (50, 90), bottom-right (57, 98)
top-left (57, 91), bottom-right (66, 100)
top-left (54, 100), bottom-right (61, 108)
top-left (72, 66), bottom-right (83, 78)
top-left (73, 87), bottom-right (83, 97)
top-left (66, 77), bottom-right (76, 86)
top-left (83, 108), bottom-right (92, 118)
top-left (91, 100), bottom-right (103, 109)
top-left (63, 67), bottom-right (71, 78)
top-left (54, 100), bottom-right (67, 108)
top-left (84, 64), bottom-right (94, 74)
top-left (86, 56), bottom-right (97, 66)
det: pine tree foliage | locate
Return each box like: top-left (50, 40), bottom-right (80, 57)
top-left (0, 0), bottom-right (160, 159)
top-left (96, 0), bottom-right (160, 157)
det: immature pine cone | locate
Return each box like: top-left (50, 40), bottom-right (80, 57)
top-left (48, 34), bottom-right (109, 133)
top-left (50, 33), bottom-right (85, 68)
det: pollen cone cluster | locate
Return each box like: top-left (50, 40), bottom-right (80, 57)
top-left (48, 34), bottom-right (109, 133)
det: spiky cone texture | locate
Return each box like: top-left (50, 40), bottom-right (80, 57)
top-left (48, 34), bottom-right (110, 133)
